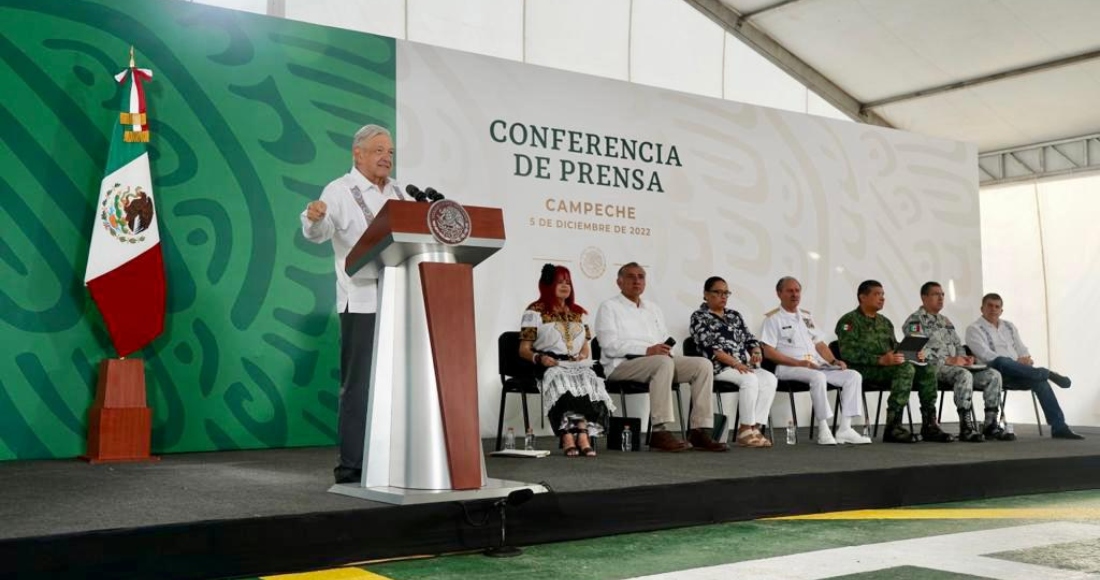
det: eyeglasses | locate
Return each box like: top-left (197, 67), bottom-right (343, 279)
top-left (707, 290), bottom-right (732, 297)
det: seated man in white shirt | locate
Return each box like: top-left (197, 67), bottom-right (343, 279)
top-left (300, 124), bottom-right (409, 483)
top-left (759, 277), bottom-right (872, 445)
top-left (964, 293), bottom-right (1082, 440)
top-left (593, 263), bottom-right (726, 452)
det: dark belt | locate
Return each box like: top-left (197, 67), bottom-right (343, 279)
top-left (537, 352), bottom-right (573, 361)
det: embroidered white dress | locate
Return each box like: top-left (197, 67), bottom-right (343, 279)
top-left (520, 304), bottom-right (615, 436)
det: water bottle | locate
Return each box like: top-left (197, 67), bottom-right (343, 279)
top-left (1004, 422), bottom-right (1014, 436)
top-left (524, 427), bottom-right (536, 451)
top-left (622, 425), bottom-right (633, 452)
top-left (786, 420), bottom-right (796, 445)
top-left (504, 427), bottom-right (516, 450)
top-left (863, 425), bottom-right (871, 439)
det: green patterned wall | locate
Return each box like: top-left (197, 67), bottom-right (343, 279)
top-left (0, 0), bottom-right (396, 459)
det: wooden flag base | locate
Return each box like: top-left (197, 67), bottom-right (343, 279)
top-left (81, 358), bottom-right (159, 463)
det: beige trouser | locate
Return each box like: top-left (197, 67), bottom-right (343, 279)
top-left (607, 355), bottom-right (714, 429)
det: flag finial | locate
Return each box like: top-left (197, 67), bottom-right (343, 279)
top-left (129, 46), bottom-right (135, 68)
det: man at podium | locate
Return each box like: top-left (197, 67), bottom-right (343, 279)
top-left (300, 124), bottom-right (406, 484)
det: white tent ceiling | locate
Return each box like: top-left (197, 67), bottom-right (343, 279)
top-left (697, 0), bottom-right (1100, 155)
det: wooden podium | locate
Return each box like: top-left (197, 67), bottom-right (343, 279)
top-left (328, 200), bottom-right (545, 504)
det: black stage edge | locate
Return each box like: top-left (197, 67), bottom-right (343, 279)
top-left (2, 429), bottom-right (1098, 580)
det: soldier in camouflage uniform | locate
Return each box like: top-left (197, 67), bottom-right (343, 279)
top-left (835, 280), bottom-right (954, 443)
top-left (903, 282), bottom-right (1013, 443)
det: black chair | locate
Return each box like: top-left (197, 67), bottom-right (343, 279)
top-left (591, 338), bottom-right (685, 443)
top-left (1002, 385), bottom-right (1044, 436)
top-left (760, 356), bottom-right (838, 439)
top-left (495, 331), bottom-right (541, 451)
top-left (937, 346), bottom-right (1039, 435)
top-left (830, 341), bottom-right (911, 438)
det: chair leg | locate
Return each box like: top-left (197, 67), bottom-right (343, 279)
top-left (809, 406), bottom-right (816, 438)
top-left (873, 392), bottom-right (884, 438)
top-left (832, 392), bottom-right (841, 432)
top-left (1001, 391), bottom-right (1009, 424)
top-left (937, 391), bottom-right (945, 423)
top-left (715, 392), bottom-right (724, 415)
top-left (495, 389), bottom-right (508, 451)
top-left (675, 388), bottom-right (686, 439)
top-left (861, 392), bottom-right (871, 434)
top-left (905, 403), bottom-right (914, 433)
top-left (520, 389), bottom-right (531, 434)
top-left (620, 392), bottom-right (628, 418)
top-left (1031, 391), bottom-right (1043, 436)
top-left (787, 390), bottom-right (798, 428)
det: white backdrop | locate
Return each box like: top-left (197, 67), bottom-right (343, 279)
top-left (980, 178), bottom-right (1100, 428)
top-left (395, 42), bottom-right (982, 435)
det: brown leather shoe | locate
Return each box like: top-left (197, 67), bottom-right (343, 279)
top-left (648, 430), bottom-right (691, 452)
top-left (688, 428), bottom-right (729, 452)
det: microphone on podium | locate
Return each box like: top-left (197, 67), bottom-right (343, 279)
top-left (405, 184), bottom-right (429, 202)
top-left (425, 187), bottom-right (445, 202)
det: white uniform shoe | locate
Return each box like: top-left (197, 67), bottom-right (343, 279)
top-left (816, 428), bottom-right (838, 445)
top-left (835, 427), bottom-right (873, 445)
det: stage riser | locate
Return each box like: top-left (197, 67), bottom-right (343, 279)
top-left (2, 455), bottom-right (1097, 580)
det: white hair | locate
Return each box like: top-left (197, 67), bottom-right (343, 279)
top-left (352, 124), bottom-right (391, 150)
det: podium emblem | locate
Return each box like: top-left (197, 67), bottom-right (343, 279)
top-left (427, 200), bottom-right (472, 245)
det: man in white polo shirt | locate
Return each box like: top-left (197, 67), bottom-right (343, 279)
top-left (759, 276), bottom-right (872, 445)
top-left (593, 263), bottom-right (726, 452)
top-left (964, 292), bottom-right (1082, 440)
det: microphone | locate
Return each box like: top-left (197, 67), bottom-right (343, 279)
top-left (425, 187), bottom-right (445, 202)
top-left (405, 184), bottom-right (428, 202)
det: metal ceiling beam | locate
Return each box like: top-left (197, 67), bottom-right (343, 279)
top-left (866, 48), bottom-right (1100, 110)
top-left (683, 0), bottom-right (892, 128)
top-left (979, 133), bottom-right (1100, 186)
top-left (741, 0), bottom-right (807, 19)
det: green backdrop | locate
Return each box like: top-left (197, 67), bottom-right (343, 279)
top-left (0, 0), bottom-right (396, 459)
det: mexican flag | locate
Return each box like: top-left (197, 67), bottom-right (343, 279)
top-left (83, 53), bottom-right (165, 358)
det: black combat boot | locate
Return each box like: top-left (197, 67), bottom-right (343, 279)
top-left (983, 421), bottom-right (1016, 441)
top-left (882, 410), bottom-right (919, 443)
top-left (920, 414), bottom-right (955, 443)
top-left (957, 409), bottom-right (984, 443)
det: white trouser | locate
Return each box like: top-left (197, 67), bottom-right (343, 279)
top-left (774, 365), bottom-right (863, 420)
top-left (714, 367), bottom-right (778, 426)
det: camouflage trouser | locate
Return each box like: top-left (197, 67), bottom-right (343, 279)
top-left (936, 365), bottom-right (1003, 411)
top-left (851, 362), bottom-right (938, 417)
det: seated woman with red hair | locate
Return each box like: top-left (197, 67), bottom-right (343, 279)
top-left (519, 264), bottom-right (615, 457)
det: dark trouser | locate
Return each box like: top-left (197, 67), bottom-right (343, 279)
top-left (988, 356), bottom-right (1066, 428)
top-left (339, 311), bottom-right (376, 470)
top-left (851, 362), bottom-right (938, 417)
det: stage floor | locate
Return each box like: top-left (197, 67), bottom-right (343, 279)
top-left (2, 424), bottom-right (1097, 541)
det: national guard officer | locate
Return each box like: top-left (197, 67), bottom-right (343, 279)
top-left (835, 280), bottom-right (954, 443)
top-left (903, 282), bottom-right (1012, 443)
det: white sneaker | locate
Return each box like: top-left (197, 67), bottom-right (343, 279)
top-left (816, 428), bottom-right (837, 445)
top-left (835, 427), bottom-right (873, 445)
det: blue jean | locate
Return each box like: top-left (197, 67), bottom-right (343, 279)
top-left (988, 357), bottom-right (1065, 429)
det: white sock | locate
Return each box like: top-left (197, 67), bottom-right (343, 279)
top-left (817, 419), bottom-right (830, 432)
top-left (839, 415), bottom-right (853, 431)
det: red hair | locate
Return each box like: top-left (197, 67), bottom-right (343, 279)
top-left (536, 265), bottom-right (586, 315)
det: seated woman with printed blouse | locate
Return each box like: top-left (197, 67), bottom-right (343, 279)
top-left (689, 276), bottom-right (778, 448)
top-left (519, 264), bottom-right (616, 457)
